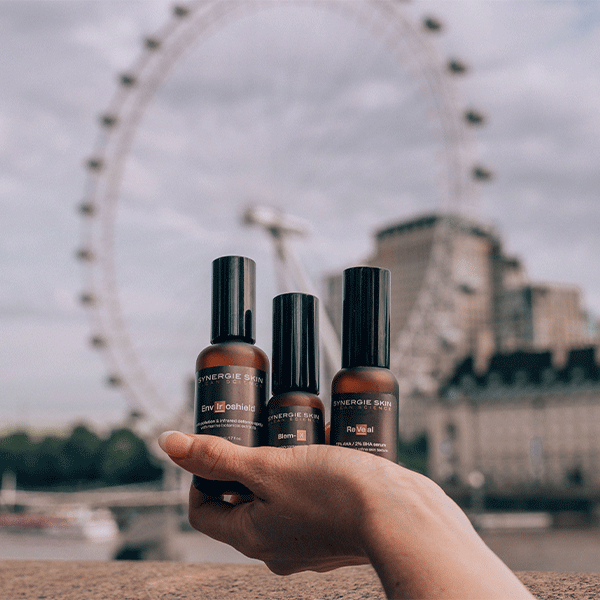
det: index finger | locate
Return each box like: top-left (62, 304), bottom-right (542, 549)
top-left (187, 481), bottom-right (268, 560)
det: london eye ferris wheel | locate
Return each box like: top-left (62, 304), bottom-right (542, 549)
top-left (76, 0), bottom-right (491, 432)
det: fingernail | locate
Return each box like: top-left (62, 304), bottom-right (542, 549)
top-left (158, 431), bottom-right (193, 458)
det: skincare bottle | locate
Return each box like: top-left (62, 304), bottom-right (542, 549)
top-left (193, 255), bottom-right (269, 496)
top-left (267, 292), bottom-right (325, 447)
top-left (330, 266), bottom-right (399, 462)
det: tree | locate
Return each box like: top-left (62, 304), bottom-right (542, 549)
top-left (60, 424), bottom-right (102, 483)
top-left (0, 425), bottom-right (163, 489)
top-left (398, 434), bottom-right (428, 475)
top-left (98, 428), bottom-right (163, 485)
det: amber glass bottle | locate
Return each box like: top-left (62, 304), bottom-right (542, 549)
top-left (193, 256), bottom-right (269, 496)
top-left (267, 293), bottom-right (325, 447)
top-left (330, 266), bottom-right (399, 462)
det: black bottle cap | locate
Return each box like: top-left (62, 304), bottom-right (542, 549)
top-left (211, 256), bottom-right (256, 344)
top-left (341, 266), bottom-right (390, 369)
top-left (272, 293), bottom-right (319, 395)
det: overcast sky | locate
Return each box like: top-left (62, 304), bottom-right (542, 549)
top-left (2, 0), bottom-right (599, 433)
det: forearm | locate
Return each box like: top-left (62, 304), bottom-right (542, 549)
top-left (358, 471), bottom-right (535, 600)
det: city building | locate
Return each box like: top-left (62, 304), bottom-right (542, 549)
top-left (369, 213), bottom-right (500, 358)
top-left (428, 347), bottom-right (600, 489)
top-left (322, 211), bottom-right (598, 440)
top-left (496, 283), bottom-right (591, 362)
top-left (323, 213), bottom-right (500, 438)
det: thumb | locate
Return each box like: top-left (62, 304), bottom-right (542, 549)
top-left (157, 431), bottom-right (262, 489)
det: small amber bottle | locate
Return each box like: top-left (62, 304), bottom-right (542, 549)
top-left (193, 256), bottom-right (269, 496)
top-left (330, 266), bottom-right (399, 462)
top-left (267, 293), bottom-right (325, 447)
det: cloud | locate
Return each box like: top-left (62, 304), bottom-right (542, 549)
top-left (2, 0), bottom-right (600, 430)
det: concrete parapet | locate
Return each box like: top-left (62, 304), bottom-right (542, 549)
top-left (0, 561), bottom-right (599, 599)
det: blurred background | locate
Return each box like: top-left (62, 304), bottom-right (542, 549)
top-left (1, 0), bottom-right (600, 570)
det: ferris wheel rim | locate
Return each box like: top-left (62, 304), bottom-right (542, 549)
top-left (78, 0), bottom-right (480, 423)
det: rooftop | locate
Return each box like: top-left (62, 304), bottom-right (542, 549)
top-left (441, 346), bottom-right (600, 401)
top-left (375, 212), bottom-right (498, 243)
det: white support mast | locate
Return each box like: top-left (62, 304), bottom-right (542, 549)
top-left (242, 205), bottom-right (341, 378)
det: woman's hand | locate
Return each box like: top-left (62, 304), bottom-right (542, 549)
top-left (158, 431), bottom-right (377, 574)
top-left (158, 431), bottom-right (534, 600)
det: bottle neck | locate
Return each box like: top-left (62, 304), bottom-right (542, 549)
top-left (211, 334), bottom-right (254, 345)
top-left (272, 383), bottom-right (317, 395)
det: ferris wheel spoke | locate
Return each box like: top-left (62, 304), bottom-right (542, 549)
top-left (77, 0), bottom-right (490, 433)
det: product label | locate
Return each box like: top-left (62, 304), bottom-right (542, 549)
top-left (195, 365), bottom-right (267, 446)
top-left (267, 405), bottom-right (324, 448)
top-left (330, 392), bottom-right (398, 461)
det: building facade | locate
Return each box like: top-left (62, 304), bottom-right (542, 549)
top-left (496, 283), bottom-right (591, 359)
top-left (429, 347), bottom-right (600, 489)
top-left (368, 214), bottom-right (500, 358)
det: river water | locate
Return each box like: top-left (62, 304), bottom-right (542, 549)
top-left (1, 527), bottom-right (599, 572)
top-left (0, 529), bottom-right (261, 564)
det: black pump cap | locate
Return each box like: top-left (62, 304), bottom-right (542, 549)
top-left (211, 256), bottom-right (256, 344)
top-left (272, 293), bottom-right (319, 395)
top-left (341, 266), bottom-right (391, 369)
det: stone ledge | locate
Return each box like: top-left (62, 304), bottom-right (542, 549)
top-left (0, 561), bottom-right (598, 599)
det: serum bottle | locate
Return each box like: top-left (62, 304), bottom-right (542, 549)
top-left (330, 266), bottom-right (399, 462)
top-left (193, 255), bottom-right (269, 496)
top-left (267, 293), bottom-right (325, 447)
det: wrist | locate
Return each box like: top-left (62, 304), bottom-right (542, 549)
top-left (354, 460), bottom-right (416, 555)
top-left (358, 469), bottom-right (460, 597)
top-left (358, 467), bottom-right (534, 599)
